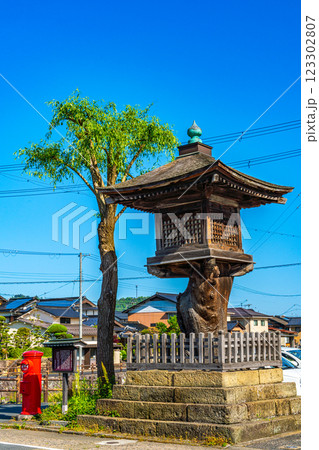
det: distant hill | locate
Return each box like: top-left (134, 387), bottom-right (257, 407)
top-left (116, 296), bottom-right (147, 312)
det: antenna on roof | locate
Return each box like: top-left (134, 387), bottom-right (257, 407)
top-left (240, 300), bottom-right (252, 308)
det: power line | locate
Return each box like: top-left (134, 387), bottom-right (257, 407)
top-left (0, 248), bottom-right (83, 257)
top-left (280, 304), bottom-right (301, 315)
top-left (254, 263), bottom-right (301, 270)
top-left (0, 279), bottom-right (94, 285)
top-left (248, 192), bottom-right (301, 253)
top-left (0, 121), bottom-right (301, 176)
top-left (180, 120), bottom-right (300, 145)
top-left (0, 147), bottom-right (300, 199)
top-left (234, 284), bottom-right (300, 297)
top-left (227, 149), bottom-right (300, 169)
top-left (0, 276), bottom-right (154, 285)
top-left (247, 227), bottom-right (300, 238)
top-left (252, 204), bottom-right (301, 253)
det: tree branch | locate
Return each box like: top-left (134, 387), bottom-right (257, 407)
top-left (121, 144), bottom-right (145, 183)
top-left (115, 206), bottom-right (127, 221)
top-left (66, 165), bottom-right (95, 194)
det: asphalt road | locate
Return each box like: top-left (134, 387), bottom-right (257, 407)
top-left (0, 428), bottom-right (207, 449)
top-left (0, 403), bottom-right (49, 422)
top-left (0, 428), bottom-right (301, 450)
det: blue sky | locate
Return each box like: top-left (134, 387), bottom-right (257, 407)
top-left (0, 0), bottom-right (300, 315)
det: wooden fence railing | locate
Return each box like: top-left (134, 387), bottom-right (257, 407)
top-left (0, 372), bottom-right (62, 403)
top-left (0, 363), bottom-right (126, 403)
top-left (127, 331), bottom-right (282, 371)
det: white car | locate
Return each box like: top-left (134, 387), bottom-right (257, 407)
top-left (281, 349), bottom-right (301, 368)
top-left (281, 347), bottom-right (301, 360)
top-left (282, 355), bottom-right (301, 395)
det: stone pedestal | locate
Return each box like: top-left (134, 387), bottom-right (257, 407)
top-left (78, 369), bottom-right (300, 444)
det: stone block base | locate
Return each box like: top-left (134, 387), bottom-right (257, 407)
top-left (96, 396), bottom-right (300, 424)
top-left (80, 369), bottom-right (300, 444)
top-left (78, 414), bottom-right (301, 443)
top-left (125, 368), bottom-right (283, 387)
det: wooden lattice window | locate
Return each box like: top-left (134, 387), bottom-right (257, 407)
top-left (162, 214), bottom-right (203, 248)
top-left (209, 213), bottom-right (239, 248)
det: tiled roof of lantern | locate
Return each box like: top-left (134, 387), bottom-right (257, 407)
top-left (99, 121), bottom-right (293, 212)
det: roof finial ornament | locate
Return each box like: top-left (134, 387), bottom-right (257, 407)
top-left (187, 120), bottom-right (202, 144)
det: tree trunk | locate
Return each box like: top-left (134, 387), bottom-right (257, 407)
top-left (96, 212), bottom-right (117, 382)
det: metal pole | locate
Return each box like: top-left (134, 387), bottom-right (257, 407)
top-left (79, 252), bottom-right (83, 371)
top-left (62, 373), bottom-right (68, 414)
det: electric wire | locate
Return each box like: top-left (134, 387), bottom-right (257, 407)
top-left (247, 192), bottom-right (301, 253)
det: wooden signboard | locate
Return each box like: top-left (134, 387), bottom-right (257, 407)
top-left (52, 346), bottom-right (76, 373)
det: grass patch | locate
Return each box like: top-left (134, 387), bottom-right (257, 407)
top-left (38, 363), bottom-right (113, 424)
top-left (204, 434), bottom-right (232, 447)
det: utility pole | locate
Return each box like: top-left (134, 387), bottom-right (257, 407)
top-left (136, 285), bottom-right (138, 298)
top-left (79, 252), bottom-right (83, 371)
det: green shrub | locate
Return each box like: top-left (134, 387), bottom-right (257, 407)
top-left (45, 324), bottom-right (73, 340)
top-left (39, 363), bottom-right (113, 423)
top-left (120, 345), bottom-right (127, 361)
top-left (34, 346), bottom-right (52, 357)
top-left (7, 347), bottom-right (23, 359)
top-left (15, 327), bottom-right (32, 350)
top-left (46, 324), bottom-right (68, 333)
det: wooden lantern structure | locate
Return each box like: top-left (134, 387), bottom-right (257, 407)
top-left (100, 122), bottom-right (293, 334)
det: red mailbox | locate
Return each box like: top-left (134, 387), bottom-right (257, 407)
top-left (20, 350), bottom-right (43, 415)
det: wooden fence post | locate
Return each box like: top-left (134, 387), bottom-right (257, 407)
top-left (127, 335), bottom-right (132, 364)
top-left (16, 374), bottom-right (21, 403)
top-left (218, 330), bottom-right (225, 367)
top-left (198, 332), bottom-right (204, 364)
top-left (251, 332), bottom-right (255, 362)
top-left (189, 333), bottom-right (195, 364)
top-left (43, 370), bottom-right (49, 402)
top-left (153, 333), bottom-right (158, 364)
top-left (135, 334), bottom-right (141, 364)
top-left (244, 332), bottom-right (250, 362)
top-left (226, 332), bottom-right (232, 363)
top-left (145, 334), bottom-right (150, 364)
top-left (161, 333), bottom-right (167, 364)
top-left (207, 332), bottom-right (213, 364)
top-left (179, 333), bottom-right (185, 364)
top-left (233, 331), bottom-right (238, 363)
top-left (276, 331), bottom-right (281, 362)
top-left (171, 333), bottom-right (176, 364)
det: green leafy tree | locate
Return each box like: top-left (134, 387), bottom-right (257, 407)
top-left (14, 327), bottom-right (32, 350)
top-left (116, 296), bottom-right (147, 311)
top-left (141, 315), bottom-right (181, 337)
top-left (0, 316), bottom-right (12, 359)
top-left (17, 91), bottom-right (178, 379)
top-left (29, 315), bottom-right (46, 347)
top-left (166, 315), bottom-right (181, 336)
top-left (45, 324), bottom-right (73, 340)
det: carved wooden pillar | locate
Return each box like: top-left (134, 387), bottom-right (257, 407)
top-left (176, 260), bottom-right (233, 334)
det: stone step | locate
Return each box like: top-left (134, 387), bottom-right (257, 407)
top-left (96, 397), bottom-right (300, 424)
top-left (113, 382), bottom-right (297, 404)
top-left (125, 368), bottom-right (283, 387)
top-left (77, 413), bottom-right (301, 444)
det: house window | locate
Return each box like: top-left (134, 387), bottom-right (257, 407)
top-left (60, 317), bottom-right (70, 324)
top-left (150, 323), bottom-right (157, 327)
top-left (253, 320), bottom-right (258, 326)
top-left (261, 320), bottom-right (265, 326)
